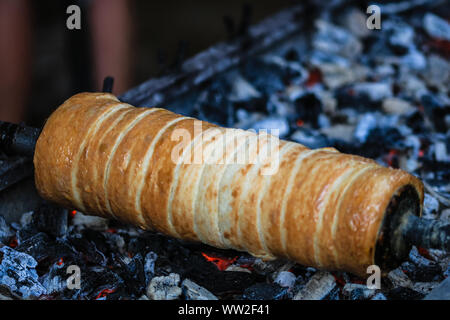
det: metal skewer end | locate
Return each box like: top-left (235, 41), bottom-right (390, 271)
top-left (102, 76), bottom-right (114, 93)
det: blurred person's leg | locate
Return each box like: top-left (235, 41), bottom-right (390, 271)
top-left (90, 0), bottom-right (132, 94)
top-left (0, 0), bottom-right (31, 123)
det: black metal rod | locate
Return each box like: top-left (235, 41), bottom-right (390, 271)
top-left (0, 121), bottom-right (40, 157)
top-left (102, 76), bottom-right (114, 93)
top-left (403, 213), bottom-right (450, 252)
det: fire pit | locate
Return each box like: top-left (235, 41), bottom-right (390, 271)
top-left (0, 1), bottom-right (449, 300)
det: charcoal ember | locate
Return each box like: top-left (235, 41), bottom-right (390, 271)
top-left (251, 258), bottom-right (286, 275)
top-left (227, 73), bottom-right (265, 112)
top-left (401, 45), bottom-right (427, 71)
top-left (267, 94), bottom-right (296, 120)
top-left (242, 282), bottom-right (287, 300)
top-left (361, 127), bottom-right (403, 159)
top-left (335, 87), bottom-right (376, 111)
top-left (290, 128), bottom-right (329, 149)
top-left (371, 292), bottom-right (387, 300)
top-left (387, 287), bottom-right (425, 300)
top-left (194, 79), bottom-right (232, 126)
top-left (412, 282), bottom-right (440, 295)
top-left (294, 93), bottom-right (323, 128)
top-left (384, 20), bottom-right (415, 55)
top-left (68, 233), bottom-right (108, 266)
top-left (387, 268), bottom-right (413, 288)
top-left (182, 278), bottom-right (218, 300)
top-left (315, 62), bottom-right (367, 90)
top-left (250, 116), bottom-right (290, 138)
top-left (433, 141), bottom-right (448, 162)
top-left (0, 246), bottom-right (46, 298)
top-left (74, 266), bottom-right (125, 300)
top-left (182, 253), bottom-right (262, 296)
top-left (242, 58), bottom-right (286, 95)
top-left (423, 13), bottom-right (450, 41)
top-left (225, 265), bottom-right (252, 273)
top-left (405, 247), bottom-right (443, 282)
top-left (274, 271), bottom-right (296, 289)
top-left (39, 261), bottom-right (69, 295)
top-left (441, 209), bottom-right (450, 221)
top-left (405, 111), bottom-right (427, 133)
top-left (284, 48), bottom-right (299, 62)
top-left (20, 211), bottom-right (33, 227)
top-left (313, 20), bottom-right (362, 59)
top-left (144, 251), bottom-right (158, 285)
top-left (147, 273), bottom-right (182, 300)
top-left (354, 113), bottom-right (378, 143)
top-left (424, 277), bottom-right (450, 300)
top-left (71, 211), bottom-right (109, 230)
top-left (425, 55), bottom-right (450, 93)
top-left (320, 124), bottom-right (355, 143)
top-left (104, 232), bottom-right (126, 255)
top-left (16, 232), bottom-right (75, 265)
top-left (0, 215), bottom-right (14, 244)
top-left (0, 284), bottom-right (22, 300)
top-left (32, 203), bottom-right (68, 238)
top-left (421, 94), bottom-right (450, 133)
top-left (382, 98), bottom-right (415, 115)
top-left (342, 284), bottom-right (376, 300)
top-left (115, 253), bottom-right (146, 297)
top-left (423, 193), bottom-right (440, 218)
top-left (351, 82), bottom-right (393, 104)
top-left (81, 229), bottom-right (111, 255)
top-left (260, 55), bottom-right (307, 84)
top-left (340, 8), bottom-right (370, 39)
top-left (293, 271), bottom-right (338, 300)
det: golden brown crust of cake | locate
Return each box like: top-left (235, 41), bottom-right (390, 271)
top-left (34, 92), bottom-right (424, 276)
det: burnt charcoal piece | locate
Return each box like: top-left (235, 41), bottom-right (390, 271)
top-left (242, 282), bottom-right (287, 300)
top-left (242, 59), bottom-right (286, 96)
top-left (32, 203), bottom-right (68, 238)
top-left (0, 246), bottom-right (46, 298)
top-left (68, 235), bottom-right (108, 266)
top-left (349, 288), bottom-right (366, 300)
top-left (284, 48), bottom-right (299, 62)
top-left (294, 93), bottom-right (323, 128)
top-left (0, 215), bottom-right (14, 244)
top-left (115, 253), bottom-right (146, 297)
top-left (195, 79), bottom-right (232, 126)
top-left (143, 252), bottom-right (158, 285)
top-left (357, 127), bottom-right (403, 159)
top-left (72, 265), bottom-right (125, 300)
top-left (387, 287), bottom-right (425, 300)
top-left (16, 232), bottom-right (52, 261)
top-left (182, 253), bottom-right (263, 296)
top-left (406, 111), bottom-right (426, 133)
top-left (421, 94), bottom-right (450, 133)
top-left (335, 87), bottom-right (379, 111)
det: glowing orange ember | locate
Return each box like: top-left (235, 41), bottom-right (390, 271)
top-left (70, 210), bottom-right (77, 218)
top-left (305, 68), bottom-right (322, 87)
top-left (95, 288), bottom-right (116, 300)
top-left (201, 252), bottom-right (237, 271)
top-left (8, 237), bottom-right (18, 248)
top-left (385, 149), bottom-right (398, 167)
top-left (56, 258), bottom-right (64, 266)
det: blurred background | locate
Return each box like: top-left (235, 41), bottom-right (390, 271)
top-left (0, 0), bottom-right (294, 126)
